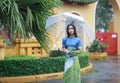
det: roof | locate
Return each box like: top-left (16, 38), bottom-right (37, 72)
top-left (62, 0), bottom-right (98, 4)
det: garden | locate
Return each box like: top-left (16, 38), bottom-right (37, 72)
top-left (0, 0), bottom-right (117, 83)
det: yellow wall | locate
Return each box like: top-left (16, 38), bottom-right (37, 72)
top-left (108, 21), bottom-right (114, 32)
top-left (5, 39), bottom-right (49, 57)
top-left (109, 0), bottom-right (120, 55)
top-left (59, 3), bottom-right (96, 29)
top-left (0, 40), bottom-right (5, 60)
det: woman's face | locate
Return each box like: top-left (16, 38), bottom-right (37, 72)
top-left (68, 25), bottom-right (74, 35)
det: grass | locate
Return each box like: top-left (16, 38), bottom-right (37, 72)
top-left (4, 55), bottom-right (38, 60)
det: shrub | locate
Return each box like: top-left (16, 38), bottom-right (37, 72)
top-left (78, 52), bottom-right (89, 68)
top-left (0, 52), bottom-right (89, 77)
top-left (4, 55), bottom-right (38, 60)
top-left (86, 40), bottom-right (107, 53)
top-left (50, 49), bottom-right (65, 57)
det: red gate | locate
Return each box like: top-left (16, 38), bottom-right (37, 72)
top-left (96, 32), bottom-right (118, 55)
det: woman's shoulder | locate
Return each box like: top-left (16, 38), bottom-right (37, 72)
top-left (63, 37), bottom-right (67, 39)
top-left (75, 37), bottom-right (80, 40)
top-left (62, 37), bottom-right (67, 41)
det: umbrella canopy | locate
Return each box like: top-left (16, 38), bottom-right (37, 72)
top-left (45, 12), bottom-right (95, 50)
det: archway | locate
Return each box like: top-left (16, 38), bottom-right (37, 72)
top-left (109, 0), bottom-right (120, 55)
top-left (95, 0), bottom-right (120, 55)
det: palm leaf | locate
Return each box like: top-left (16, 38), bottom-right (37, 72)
top-left (0, 0), bottom-right (61, 51)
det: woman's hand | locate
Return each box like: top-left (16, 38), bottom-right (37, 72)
top-left (62, 48), bottom-right (69, 54)
top-left (69, 50), bottom-right (81, 56)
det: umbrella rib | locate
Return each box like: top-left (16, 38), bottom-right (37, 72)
top-left (56, 28), bottom-right (65, 41)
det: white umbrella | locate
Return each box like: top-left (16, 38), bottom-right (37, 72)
top-left (45, 12), bottom-right (95, 49)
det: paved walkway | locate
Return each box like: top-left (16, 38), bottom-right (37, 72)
top-left (32, 56), bottom-right (120, 83)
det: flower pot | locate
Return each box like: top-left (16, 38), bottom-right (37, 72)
top-left (89, 52), bottom-right (107, 60)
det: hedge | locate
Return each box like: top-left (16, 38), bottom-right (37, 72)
top-left (0, 52), bottom-right (89, 77)
top-left (5, 55), bottom-right (38, 60)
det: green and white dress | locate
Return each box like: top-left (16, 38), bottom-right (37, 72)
top-left (62, 37), bottom-right (82, 83)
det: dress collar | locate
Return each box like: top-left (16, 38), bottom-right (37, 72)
top-left (69, 35), bottom-right (75, 38)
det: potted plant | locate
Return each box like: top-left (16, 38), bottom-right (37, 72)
top-left (86, 40), bottom-right (108, 60)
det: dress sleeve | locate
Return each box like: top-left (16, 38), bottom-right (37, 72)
top-left (62, 37), bottom-right (67, 48)
top-left (77, 39), bottom-right (82, 50)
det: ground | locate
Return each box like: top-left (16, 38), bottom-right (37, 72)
top-left (32, 56), bottom-right (120, 83)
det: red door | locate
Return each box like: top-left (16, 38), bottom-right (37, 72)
top-left (96, 32), bottom-right (118, 55)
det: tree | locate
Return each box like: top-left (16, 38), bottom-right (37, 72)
top-left (0, 0), bottom-right (61, 51)
top-left (95, 0), bottom-right (113, 32)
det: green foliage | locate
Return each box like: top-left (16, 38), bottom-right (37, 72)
top-left (0, 52), bottom-right (89, 77)
top-left (96, 0), bottom-right (113, 31)
top-left (0, 0), bottom-right (62, 51)
top-left (86, 40), bottom-right (107, 53)
top-left (50, 49), bottom-right (65, 57)
top-left (0, 57), bottom-right (65, 77)
top-left (0, 36), bottom-right (2, 40)
top-left (69, 50), bottom-right (81, 57)
top-left (78, 52), bottom-right (89, 68)
top-left (4, 55), bottom-right (38, 60)
top-left (62, 0), bottom-right (98, 3)
top-left (50, 49), bottom-right (81, 57)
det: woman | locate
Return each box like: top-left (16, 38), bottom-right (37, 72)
top-left (62, 24), bottom-right (82, 83)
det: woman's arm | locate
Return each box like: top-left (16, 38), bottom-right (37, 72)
top-left (62, 38), bottom-right (69, 54)
top-left (62, 48), bottom-right (69, 54)
top-left (77, 38), bottom-right (82, 51)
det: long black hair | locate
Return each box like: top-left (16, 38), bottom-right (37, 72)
top-left (66, 24), bottom-right (78, 37)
